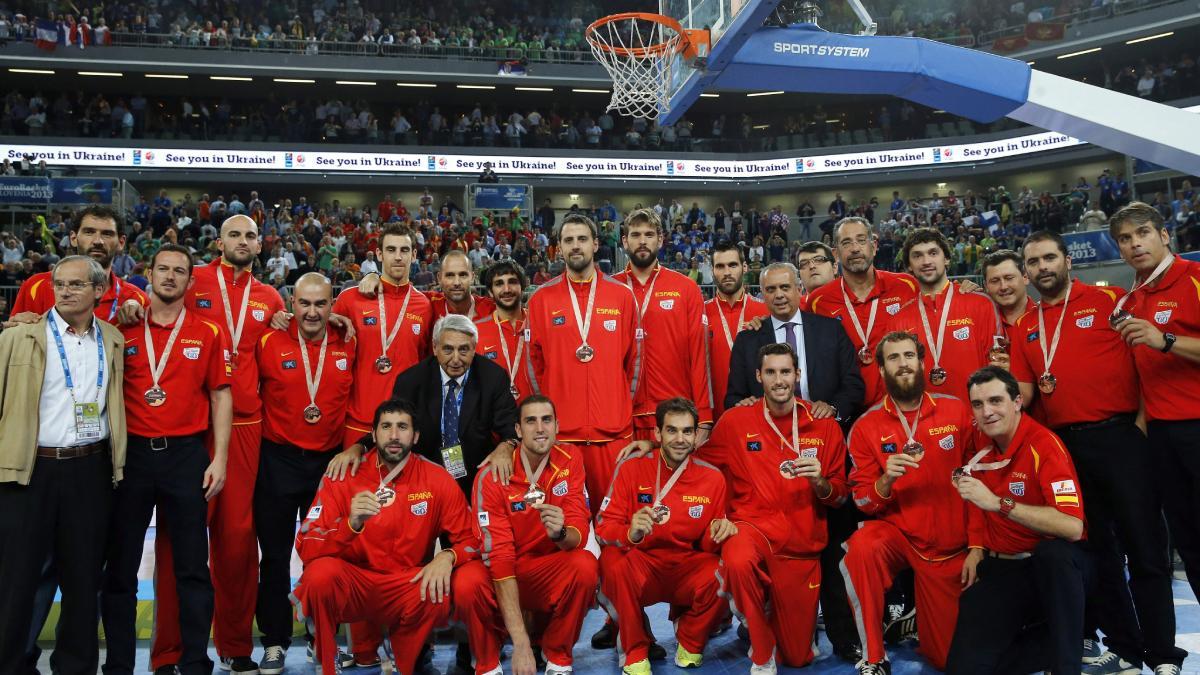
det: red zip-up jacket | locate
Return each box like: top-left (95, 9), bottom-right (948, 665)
top-left (295, 451), bottom-right (478, 571)
top-left (258, 324), bottom-right (357, 451)
top-left (471, 445), bottom-right (590, 581)
top-left (614, 264), bottom-right (714, 427)
top-left (474, 312), bottom-right (534, 402)
top-left (848, 393), bottom-right (974, 560)
top-left (595, 451), bottom-right (728, 552)
top-left (525, 273), bottom-right (640, 442)
top-left (705, 293), bottom-right (770, 420)
top-left (13, 270), bottom-right (148, 323)
top-left (428, 291), bottom-right (496, 323)
top-left (696, 399), bottom-right (848, 557)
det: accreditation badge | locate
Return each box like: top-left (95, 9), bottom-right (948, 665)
top-left (74, 402), bottom-right (102, 441)
top-left (441, 444), bottom-right (467, 479)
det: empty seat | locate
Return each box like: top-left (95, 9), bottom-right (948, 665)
top-left (925, 123), bottom-right (942, 138)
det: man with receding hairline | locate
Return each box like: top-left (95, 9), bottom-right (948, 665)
top-left (359, 248), bottom-right (496, 322)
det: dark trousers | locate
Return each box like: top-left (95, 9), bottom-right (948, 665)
top-left (254, 438), bottom-right (336, 648)
top-left (0, 450), bottom-right (112, 675)
top-left (819, 499), bottom-right (862, 651)
top-left (1148, 419), bottom-right (1200, 603)
top-left (101, 434), bottom-right (213, 675)
top-left (25, 555), bottom-right (60, 669)
top-left (946, 540), bottom-right (1093, 675)
top-left (1058, 418), bottom-right (1185, 668)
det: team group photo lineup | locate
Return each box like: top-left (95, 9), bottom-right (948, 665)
top-left (3, 0), bottom-right (1200, 673)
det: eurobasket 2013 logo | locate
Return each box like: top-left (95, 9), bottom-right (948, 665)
top-left (667, 160), bottom-right (684, 175)
top-left (795, 158), bottom-right (805, 173)
top-left (795, 158), bottom-right (815, 173)
top-left (933, 148), bottom-right (942, 162)
top-left (133, 150), bottom-right (154, 165)
top-left (285, 152), bottom-right (306, 168)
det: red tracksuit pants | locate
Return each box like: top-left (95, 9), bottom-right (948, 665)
top-left (454, 549), bottom-right (599, 673)
top-left (581, 438), bottom-right (629, 518)
top-left (719, 527), bottom-right (821, 668)
top-left (840, 520), bottom-right (964, 670)
top-left (151, 422), bottom-right (261, 668)
top-left (599, 546), bottom-right (727, 666)
top-left (294, 558), bottom-right (458, 675)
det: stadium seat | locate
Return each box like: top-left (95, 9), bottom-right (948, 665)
top-left (925, 123), bottom-right (942, 138)
top-left (941, 122), bottom-right (958, 137)
top-left (853, 129), bottom-right (869, 145)
top-left (957, 120), bottom-right (976, 136)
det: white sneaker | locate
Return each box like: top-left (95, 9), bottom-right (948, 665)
top-left (1083, 650), bottom-right (1140, 675)
top-left (544, 661), bottom-right (573, 675)
top-left (749, 656), bottom-right (777, 675)
top-left (1153, 665), bottom-right (1181, 675)
top-left (259, 646), bottom-right (286, 675)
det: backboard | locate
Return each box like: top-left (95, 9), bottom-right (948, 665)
top-left (657, 0), bottom-right (780, 124)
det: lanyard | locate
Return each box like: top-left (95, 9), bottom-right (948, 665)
top-left (567, 275), bottom-right (598, 347)
top-left (916, 282), bottom-right (955, 369)
top-left (378, 283), bottom-right (414, 357)
top-left (716, 292), bottom-right (749, 351)
top-left (762, 399), bottom-right (799, 456)
top-left (376, 453), bottom-right (410, 491)
top-left (1112, 254), bottom-right (1173, 319)
top-left (625, 266), bottom-right (661, 322)
top-left (893, 400), bottom-right (923, 446)
top-left (839, 278), bottom-right (879, 348)
top-left (1036, 280), bottom-right (1074, 376)
top-left (143, 308), bottom-right (187, 390)
top-left (519, 448), bottom-right (550, 489)
top-left (298, 329), bottom-right (329, 410)
top-left (494, 311), bottom-right (525, 386)
top-left (653, 453), bottom-right (690, 506)
top-left (106, 277), bottom-right (122, 322)
top-left (49, 315), bottom-right (105, 404)
top-left (216, 265), bottom-right (253, 357)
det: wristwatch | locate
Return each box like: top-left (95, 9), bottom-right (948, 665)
top-left (999, 497), bottom-right (1017, 517)
top-left (550, 526), bottom-right (568, 542)
top-left (1161, 332), bottom-right (1177, 353)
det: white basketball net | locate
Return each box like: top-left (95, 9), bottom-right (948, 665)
top-left (586, 15), bottom-right (685, 120)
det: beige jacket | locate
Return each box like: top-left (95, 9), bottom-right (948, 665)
top-left (0, 315), bottom-right (127, 485)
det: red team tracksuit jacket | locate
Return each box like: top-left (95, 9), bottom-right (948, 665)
top-left (613, 264), bottom-right (714, 435)
top-left (842, 393), bottom-right (975, 669)
top-left (12, 269), bottom-right (148, 322)
top-left (697, 400), bottom-right (849, 667)
top-left (458, 445), bottom-right (597, 672)
top-left (154, 261), bottom-right (284, 667)
top-left (474, 312), bottom-right (534, 403)
top-left (525, 273), bottom-right (640, 511)
top-left (293, 453), bottom-right (482, 675)
top-left (596, 452), bottom-right (730, 666)
top-left (705, 293), bottom-right (769, 419)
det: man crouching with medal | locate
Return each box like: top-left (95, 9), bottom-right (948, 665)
top-left (292, 398), bottom-right (485, 675)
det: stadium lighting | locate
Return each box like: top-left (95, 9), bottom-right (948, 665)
top-left (9, 68), bottom-right (55, 74)
top-left (274, 78), bottom-right (315, 83)
top-left (210, 75), bottom-right (253, 81)
top-left (746, 90), bottom-right (784, 97)
top-left (1126, 31), bottom-right (1173, 45)
top-left (572, 88), bottom-right (610, 93)
top-left (1057, 47), bottom-right (1101, 59)
top-left (457, 84), bottom-right (496, 90)
top-left (396, 82), bottom-right (437, 87)
top-left (79, 71), bottom-right (123, 77)
top-left (145, 73), bottom-right (189, 79)
top-left (700, 93), bottom-right (720, 98)
top-left (336, 80), bottom-right (376, 85)
top-left (515, 87), bottom-right (554, 91)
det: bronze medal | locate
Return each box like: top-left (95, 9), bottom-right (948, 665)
top-left (951, 466), bottom-right (968, 485)
top-left (902, 441), bottom-right (925, 458)
top-left (1109, 309), bottom-right (1132, 329)
top-left (375, 355), bottom-right (393, 373)
top-left (303, 404), bottom-right (322, 424)
top-left (929, 367), bottom-right (948, 386)
top-left (510, 384), bottom-right (520, 399)
top-left (1038, 372), bottom-right (1057, 395)
top-left (857, 346), bottom-right (874, 365)
top-left (779, 459), bottom-right (800, 479)
top-left (144, 386), bottom-right (167, 407)
top-left (523, 486), bottom-right (546, 508)
top-left (375, 486), bottom-right (396, 506)
top-left (575, 344), bottom-right (594, 362)
top-left (650, 503), bottom-right (671, 524)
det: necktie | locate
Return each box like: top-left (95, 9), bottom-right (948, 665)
top-left (442, 378), bottom-right (460, 447)
top-left (783, 321), bottom-right (801, 393)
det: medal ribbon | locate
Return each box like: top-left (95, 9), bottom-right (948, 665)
top-left (716, 292), bottom-right (749, 351)
top-left (960, 447), bottom-right (1012, 475)
top-left (494, 311), bottom-right (526, 388)
top-left (297, 327), bottom-right (329, 413)
top-left (378, 283), bottom-right (414, 359)
top-left (143, 307), bottom-right (187, 393)
top-left (626, 265), bottom-right (662, 322)
top-left (653, 453), bottom-right (690, 507)
top-left (377, 452), bottom-right (411, 492)
top-left (216, 266), bottom-right (253, 357)
top-left (567, 275), bottom-right (599, 348)
top-left (839, 278), bottom-right (879, 350)
top-left (1036, 279), bottom-right (1073, 378)
top-left (520, 448), bottom-right (550, 489)
top-left (762, 399), bottom-right (800, 457)
top-left (1112, 254), bottom-right (1173, 320)
top-left (916, 282), bottom-right (955, 370)
top-left (892, 398), bottom-right (924, 446)
top-left (106, 277), bottom-right (122, 322)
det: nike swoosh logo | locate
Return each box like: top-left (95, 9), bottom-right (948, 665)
top-left (808, 582), bottom-right (821, 589)
top-left (745, 433), bottom-right (759, 438)
top-left (362, 309), bottom-right (374, 315)
top-left (280, 351), bottom-right (293, 356)
top-left (482, 345), bottom-right (496, 352)
top-left (638, 485), bottom-right (652, 491)
top-left (880, 434), bottom-right (894, 441)
top-left (195, 292), bottom-right (208, 297)
top-left (551, 309), bottom-right (564, 315)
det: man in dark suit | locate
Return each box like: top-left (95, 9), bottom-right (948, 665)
top-left (725, 262), bottom-right (864, 425)
top-left (723, 261), bottom-right (867, 663)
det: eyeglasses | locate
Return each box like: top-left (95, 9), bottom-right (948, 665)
top-left (797, 256), bottom-right (831, 271)
top-left (52, 280), bottom-right (97, 293)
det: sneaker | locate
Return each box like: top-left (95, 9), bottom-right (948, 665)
top-left (1083, 651), bottom-right (1140, 675)
top-left (648, 641), bottom-right (667, 661)
top-left (1153, 665), bottom-right (1182, 675)
top-left (153, 668), bottom-right (179, 675)
top-left (591, 620), bottom-right (617, 649)
top-left (544, 660), bottom-right (573, 675)
top-left (259, 646), bottom-right (286, 675)
top-left (882, 607), bottom-right (917, 645)
top-left (736, 621), bottom-right (749, 641)
top-left (749, 656), bottom-right (777, 675)
top-left (219, 656), bottom-right (259, 674)
top-left (304, 643), bottom-right (357, 670)
top-left (622, 659), bottom-right (652, 675)
top-left (674, 645), bottom-right (703, 668)
top-left (856, 659), bottom-right (892, 675)
top-left (1082, 638), bottom-right (1103, 665)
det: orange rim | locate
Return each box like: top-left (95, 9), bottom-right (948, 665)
top-left (586, 12), bottom-right (708, 59)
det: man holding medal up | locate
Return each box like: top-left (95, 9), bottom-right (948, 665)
top-left (253, 272), bottom-right (357, 672)
top-left (456, 395), bottom-right (597, 675)
top-left (293, 398), bottom-right (484, 675)
top-left (526, 213), bottom-right (639, 514)
top-left (102, 243), bottom-right (232, 675)
top-left (597, 398), bottom-right (735, 674)
top-left (698, 343), bottom-right (849, 673)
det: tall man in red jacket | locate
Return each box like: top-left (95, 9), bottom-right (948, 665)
top-left (456, 395), bottom-right (598, 675)
top-left (597, 398), bottom-right (735, 674)
top-left (525, 213), bottom-right (639, 512)
top-left (697, 343), bottom-right (849, 674)
top-left (842, 331), bottom-right (975, 674)
top-left (614, 208), bottom-right (712, 443)
top-left (292, 398), bottom-right (484, 675)
top-left (705, 242), bottom-right (769, 420)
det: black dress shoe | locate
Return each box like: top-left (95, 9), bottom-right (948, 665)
top-left (648, 641), bottom-right (667, 661)
top-left (834, 642), bottom-right (864, 663)
top-left (591, 620), bottom-right (617, 649)
top-left (737, 622), bottom-right (749, 641)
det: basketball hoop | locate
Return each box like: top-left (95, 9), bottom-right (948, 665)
top-left (586, 12), bottom-right (709, 120)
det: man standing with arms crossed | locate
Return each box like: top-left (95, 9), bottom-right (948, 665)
top-left (614, 208), bottom-right (713, 443)
top-left (456, 395), bottom-right (597, 675)
top-left (706, 242), bottom-right (769, 421)
top-left (525, 213), bottom-right (639, 510)
top-left (102, 243), bottom-right (232, 675)
top-left (253, 273), bottom-right (358, 674)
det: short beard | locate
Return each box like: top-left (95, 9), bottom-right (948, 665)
top-left (380, 443), bottom-right (411, 466)
top-left (566, 254), bottom-right (593, 275)
top-left (223, 249), bottom-right (256, 268)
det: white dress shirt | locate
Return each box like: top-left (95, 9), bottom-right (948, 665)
top-left (38, 309), bottom-right (110, 447)
top-left (770, 311), bottom-right (811, 402)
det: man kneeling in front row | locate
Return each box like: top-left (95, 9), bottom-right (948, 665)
top-left (292, 398), bottom-right (487, 674)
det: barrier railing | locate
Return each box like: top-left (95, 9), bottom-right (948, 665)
top-left (978, 0), bottom-right (1186, 48)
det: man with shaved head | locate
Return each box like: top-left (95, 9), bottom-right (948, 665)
top-left (253, 272), bottom-right (357, 672)
top-left (359, 248), bottom-right (496, 321)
